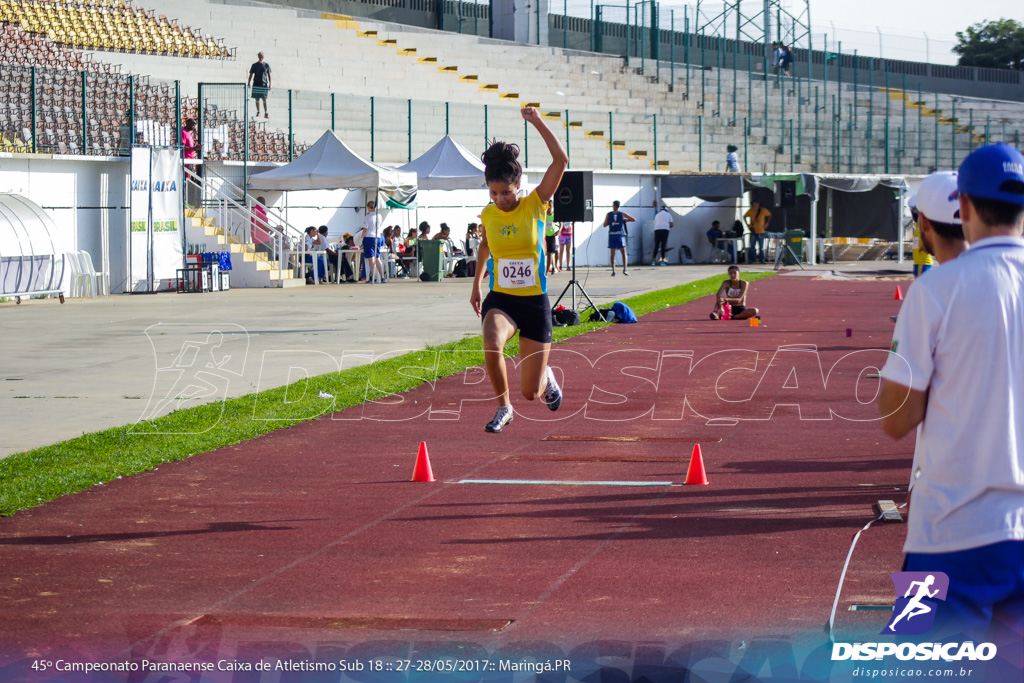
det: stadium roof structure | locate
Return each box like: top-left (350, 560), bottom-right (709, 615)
top-left (248, 130), bottom-right (416, 195)
top-left (398, 135), bottom-right (486, 191)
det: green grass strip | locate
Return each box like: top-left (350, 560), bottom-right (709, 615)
top-left (0, 272), bottom-right (774, 516)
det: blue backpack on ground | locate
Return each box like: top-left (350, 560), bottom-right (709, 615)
top-left (610, 302), bottom-right (637, 323)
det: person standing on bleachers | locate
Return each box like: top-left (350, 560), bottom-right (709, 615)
top-left (725, 144), bottom-right (741, 172)
top-left (780, 44), bottom-right (793, 76)
top-left (247, 52), bottom-right (272, 119)
top-left (181, 118), bottom-right (201, 159)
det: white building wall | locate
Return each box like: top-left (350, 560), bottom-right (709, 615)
top-left (0, 155), bottom-right (130, 295)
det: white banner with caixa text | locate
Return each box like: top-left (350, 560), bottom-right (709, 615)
top-left (129, 147), bottom-right (184, 292)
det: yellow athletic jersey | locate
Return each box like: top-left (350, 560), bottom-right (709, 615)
top-left (911, 225), bottom-right (935, 266)
top-left (481, 191), bottom-right (547, 296)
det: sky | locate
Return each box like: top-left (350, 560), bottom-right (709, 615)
top-left (795, 0), bottom-right (1022, 63)
top-left (563, 1), bottom-right (1021, 64)
top-left (641, 1), bottom-right (1023, 63)
top-left (807, 0), bottom-right (1018, 42)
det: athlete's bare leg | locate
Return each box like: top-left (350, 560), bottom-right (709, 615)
top-left (482, 309), bottom-right (518, 407)
top-left (517, 337), bottom-right (551, 401)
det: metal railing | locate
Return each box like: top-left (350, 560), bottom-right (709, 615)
top-left (182, 165), bottom-right (312, 285)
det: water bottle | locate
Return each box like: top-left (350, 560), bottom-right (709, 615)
top-left (722, 303), bottom-right (732, 320)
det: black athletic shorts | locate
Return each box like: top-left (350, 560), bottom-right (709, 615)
top-left (545, 234), bottom-right (557, 254)
top-left (481, 291), bottom-right (553, 344)
top-left (730, 305), bottom-right (747, 316)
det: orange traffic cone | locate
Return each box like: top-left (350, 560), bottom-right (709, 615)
top-left (411, 441), bottom-right (435, 482)
top-left (684, 444), bottom-right (709, 485)
top-left (894, 286), bottom-right (903, 301)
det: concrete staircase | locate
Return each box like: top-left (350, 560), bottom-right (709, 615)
top-left (184, 207), bottom-right (304, 288)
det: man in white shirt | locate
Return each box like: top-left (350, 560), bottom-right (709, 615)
top-left (651, 205), bottom-right (674, 266)
top-left (878, 143), bottom-right (1024, 641)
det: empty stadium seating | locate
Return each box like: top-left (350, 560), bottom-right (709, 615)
top-left (0, 19), bottom-right (292, 160)
top-left (0, 0), bottom-right (232, 59)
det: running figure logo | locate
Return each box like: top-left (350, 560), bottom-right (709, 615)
top-left (883, 571), bottom-right (949, 635)
top-left (135, 323), bottom-right (249, 434)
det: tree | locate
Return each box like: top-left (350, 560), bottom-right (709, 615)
top-left (953, 19), bottom-right (1024, 71)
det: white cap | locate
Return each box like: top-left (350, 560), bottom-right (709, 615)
top-left (907, 193), bottom-right (917, 211)
top-left (916, 171), bottom-right (961, 225)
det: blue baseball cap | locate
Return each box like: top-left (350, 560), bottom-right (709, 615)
top-left (957, 143), bottom-right (1024, 206)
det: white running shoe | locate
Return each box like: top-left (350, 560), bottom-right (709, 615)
top-left (542, 366), bottom-right (562, 411)
top-left (485, 406), bottom-right (514, 433)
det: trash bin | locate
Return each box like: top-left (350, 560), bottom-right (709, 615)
top-left (784, 230), bottom-right (805, 265)
top-left (419, 239), bottom-right (444, 282)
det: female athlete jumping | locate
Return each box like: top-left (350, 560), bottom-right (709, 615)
top-left (470, 107), bottom-right (568, 433)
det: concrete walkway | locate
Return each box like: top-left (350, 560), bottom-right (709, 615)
top-left (0, 262), bottom-right (909, 456)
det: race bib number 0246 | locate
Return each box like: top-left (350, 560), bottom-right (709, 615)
top-left (498, 258), bottom-right (537, 289)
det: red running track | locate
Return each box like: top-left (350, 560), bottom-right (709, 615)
top-left (0, 275), bottom-right (925, 673)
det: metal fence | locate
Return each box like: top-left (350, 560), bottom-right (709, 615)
top-left (0, 64), bottom-right (182, 156)
top-left (3, 62), bottom-right (1022, 178)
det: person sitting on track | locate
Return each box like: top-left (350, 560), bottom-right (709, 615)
top-left (710, 265), bottom-right (760, 320)
top-left (470, 106), bottom-right (567, 433)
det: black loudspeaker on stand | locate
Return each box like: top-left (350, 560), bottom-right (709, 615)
top-left (552, 170), bottom-right (594, 222)
top-left (552, 171), bottom-right (605, 320)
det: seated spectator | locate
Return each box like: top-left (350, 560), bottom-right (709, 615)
top-left (465, 223), bottom-right (480, 256)
top-left (710, 265), bottom-right (760, 320)
top-left (334, 232), bottom-right (356, 282)
top-left (303, 226), bottom-right (327, 284)
top-left (418, 221), bottom-right (431, 240)
top-left (706, 220), bottom-right (734, 260)
top-left (432, 224), bottom-right (463, 275)
top-left (318, 225), bottom-right (339, 277)
top-left (466, 223), bottom-right (480, 277)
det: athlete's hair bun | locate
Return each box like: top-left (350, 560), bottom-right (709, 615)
top-left (482, 140), bottom-right (522, 185)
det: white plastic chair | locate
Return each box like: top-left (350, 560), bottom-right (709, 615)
top-left (77, 250), bottom-right (107, 297)
top-left (64, 251), bottom-right (85, 297)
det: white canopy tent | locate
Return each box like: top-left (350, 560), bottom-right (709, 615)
top-left (248, 130), bottom-right (417, 202)
top-left (398, 135), bottom-right (486, 191)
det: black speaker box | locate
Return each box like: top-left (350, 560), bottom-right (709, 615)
top-left (778, 180), bottom-right (797, 206)
top-left (552, 171), bottom-right (594, 222)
